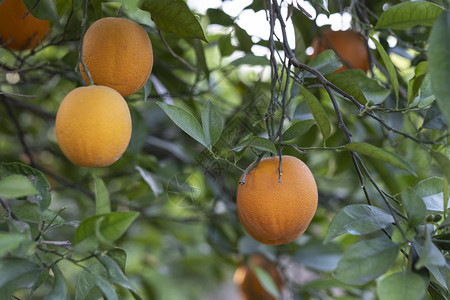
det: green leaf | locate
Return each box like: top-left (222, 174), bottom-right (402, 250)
top-left (91, 272), bottom-right (118, 300)
top-left (218, 34), bottom-right (234, 57)
top-left (73, 212), bottom-right (139, 248)
top-left (326, 72), bottom-right (367, 105)
top-left (431, 151), bottom-right (450, 181)
top-left (375, 2), bottom-right (444, 30)
top-left (325, 204), bottom-right (394, 243)
top-left (429, 11), bottom-right (450, 125)
top-left (230, 54), bottom-right (270, 66)
top-left (0, 175), bottom-right (38, 198)
top-left (206, 8), bottom-right (234, 26)
top-left (345, 142), bottom-right (415, 175)
top-left (305, 49), bottom-right (342, 77)
top-left (402, 188), bottom-right (426, 227)
top-left (106, 248), bottom-right (127, 272)
top-left (293, 242), bottom-right (342, 272)
top-left (143, 76), bottom-right (152, 102)
top-left (415, 231), bottom-right (446, 269)
top-left (44, 265), bottom-right (69, 300)
top-left (0, 162), bottom-right (51, 211)
top-left (333, 238), bottom-right (399, 285)
top-left (201, 100), bottom-right (224, 148)
top-left (99, 255), bottom-right (141, 299)
top-left (0, 257), bottom-right (41, 296)
top-left (370, 36), bottom-right (399, 105)
top-left (157, 102), bottom-right (208, 147)
top-left (234, 25), bottom-right (253, 53)
top-left (0, 233), bottom-right (27, 256)
top-left (140, 0), bottom-right (207, 41)
top-left (282, 119), bottom-right (315, 142)
top-left (233, 136), bottom-right (277, 155)
top-left (377, 271), bottom-right (427, 300)
top-left (408, 61), bottom-right (428, 105)
top-left (308, 0), bottom-right (328, 14)
top-left (13, 204), bottom-right (65, 229)
top-left (301, 87), bottom-right (331, 139)
top-left (252, 266), bottom-right (281, 299)
top-left (135, 166), bottom-right (163, 197)
top-left (414, 177), bottom-right (449, 212)
top-left (23, 0), bottom-right (59, 22)
top-left (75, 264), bottom-right (103, 300)
top-left (94, 176), bottom-right (111, 215)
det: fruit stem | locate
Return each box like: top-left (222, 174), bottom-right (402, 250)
top-left (239, 154), bottom-right (264, 185)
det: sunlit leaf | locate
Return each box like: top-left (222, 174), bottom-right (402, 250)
top-left (333, 238), bottom-right (399, 285)
top-left (414, 177), bottom-right (449, 212)
top-left (135, 166), bottom-right (163, 197)
top-left (376, 2), bottom-right (444, 30)
top-left (325, 204), bottom-right (394, 243)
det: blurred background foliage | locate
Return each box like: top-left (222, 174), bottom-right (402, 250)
top-left (0, 0), bottom-right (449, 299)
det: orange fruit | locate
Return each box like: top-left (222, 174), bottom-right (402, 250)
top-left (55, 85), bottom-right (132, 167)
top-left (311, 29), bottom-right (369, 72)
top-left (0, 0), bottom-right (49, 50)
top-left (80, 17), bottom-right (153, 97)
top-left (237, 155), bottom-right (318, 245)
top-left (234, 254), bottom-right (284, 300)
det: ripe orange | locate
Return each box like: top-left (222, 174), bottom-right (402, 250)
top-left (233, 254), bottom-right (284, 300)
top-left (237, 155), bottom-right (318, 245)
top-left (311, 29), bottom-right (369, 72)
top-left (55, 85), bottom-right (132, 167)
top-left (80, 17), bottom-right (153, 97)
top-left (0, 0), bottom-right (49, 50)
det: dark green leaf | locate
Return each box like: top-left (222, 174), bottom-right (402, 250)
top-left (282, 119), bottom-right (315, 141)
top-left (157, 102), bottom-right (208, 147)
top-left (44, 265), bottom-right (69, 300)
top-left (0, 162), bottom-right (51, 211)
top-left (140, 0), bottom-right (207, 41)
top-left (252, 266), bottom-right (281, 299)
top-left (99, 255), bottom-right (141, 298)
top-left (218, 34), bottom-right (234, 57)
top-left (94, 176), bottom-right (110, 215)
top-left (429, 11), bottom-right (450, 125)
top-left (13, 204), bottom-right (65, 229)
top-left (143, 76), bottom-right (152, 102)
top-left (73, 212), bottom-right (139, 248)
top-left (201, 100), bottom-right (224, 148)
top-left (233, 136), bottom-right (277, 155)
top-left (128, 108), bottom-right (148, 155)
top-left (431, 151), bottom-right (450, 180)
top-left (293, 242), bottom-right (342, 272)
top-left (423, 101), bottom-right (447, 130)
top-left (230, 54), bottom-right (270, 66)
top-left (408, 61), bottom-right (428, 105)
top-left (0, 175), bottom-right (38, 198)
top-left (0, 257), bottom-right (40, 296)
top-left (308, 0), bottom-right (329, 14)
top-left (415, 231), bottom-right (446, 269)
top-left (414, 177), bottom-right (449, 212)
top-left (333, 238), bottom-right (399, 285)
top-left (377, 271), bottom-right (427, 300)
top-left (370, 36), bottom-right (399, 104)
top-left (234, 25), bottom-right (253, 53)
top-left (305, 49), bottom-right (342, 77)
top-left (326, 72), bottom-right (367, 105)
top-left (206, 8), bottom-right (234, 26)
top-left (402, 188), bottom-right (426, 227)
top-left (376, 2), bottom-right (444, 30)
top-left (90, 0), bottom-right (102, 19)
top-left (325, 204), bottom-right (394, 243)
top-left (0, 233), bottom-right (27, 256)
top-left (23, 0), bottom-right (58, 22)
top-left (345, 142), bottom-right (415, 174)
top-left (301, 87), bottom-right (331, 139)
top-left (190, 38), bottom-right (209, 79)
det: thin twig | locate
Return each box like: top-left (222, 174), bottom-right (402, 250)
top-left (0, 198), bottom-right (20, 220)
top-left (158, 29), bottom-right (197, 72)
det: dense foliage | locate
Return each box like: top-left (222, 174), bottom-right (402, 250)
top-left (0, 0), bottom-right (449, 299)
